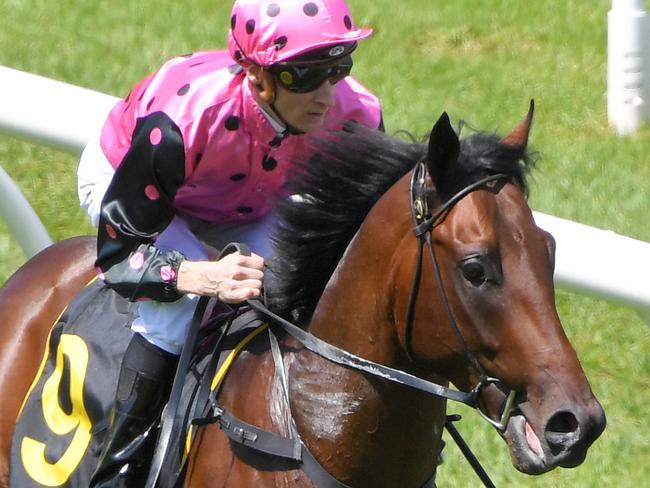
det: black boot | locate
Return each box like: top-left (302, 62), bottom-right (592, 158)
top-left (89, 333), bottom-right (178, 488)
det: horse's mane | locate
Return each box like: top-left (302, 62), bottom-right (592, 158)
top-left (267, 122), bottom-right (535, 325)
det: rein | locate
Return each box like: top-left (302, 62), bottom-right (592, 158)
top-left (247, 299), bottom-right (477, 405)
top-left (245, 163), bottom-right (519, 418)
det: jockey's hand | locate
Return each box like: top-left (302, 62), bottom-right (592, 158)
top-left (176, 252), bottom-right (265, 303)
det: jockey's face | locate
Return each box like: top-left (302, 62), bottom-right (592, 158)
top-left (247, 66), bottom-right (337, 133)
top-left (273, 78), bottom-right (336, 133)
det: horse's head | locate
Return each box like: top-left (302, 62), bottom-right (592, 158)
top-left (392, 102), bottom-right (605, 474)
top-left (270, 104), bottom-right (605, 480)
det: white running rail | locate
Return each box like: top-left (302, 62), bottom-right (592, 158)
top-left (0, 65), bottom-right (649, 317)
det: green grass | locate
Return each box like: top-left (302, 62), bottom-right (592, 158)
top-left (1, 0), bottom-right (649, 486)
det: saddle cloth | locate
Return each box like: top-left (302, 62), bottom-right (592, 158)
top-left (10, 279), bottom-right (262, 488)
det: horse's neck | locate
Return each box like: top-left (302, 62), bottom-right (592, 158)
top-left (286, 189), bottom-right (444, 487)
top-left (303, 175), bottom-right (411, 363)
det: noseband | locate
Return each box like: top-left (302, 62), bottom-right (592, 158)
top-left (405, 159), bottom-right (516, 431)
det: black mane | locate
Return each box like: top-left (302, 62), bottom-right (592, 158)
top-left (267, 122), bottom-right (535, 325)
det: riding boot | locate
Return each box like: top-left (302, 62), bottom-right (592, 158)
top-left (89, 333), bottom-right (178, 488)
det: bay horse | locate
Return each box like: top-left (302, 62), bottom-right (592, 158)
top-left (0, 103), bottom-right (605, 487)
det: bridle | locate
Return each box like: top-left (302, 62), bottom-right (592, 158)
top-left (405, 158), bottom-right (517, 431)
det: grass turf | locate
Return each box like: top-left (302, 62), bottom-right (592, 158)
top-left (0, 1), bottom-right (648, 486)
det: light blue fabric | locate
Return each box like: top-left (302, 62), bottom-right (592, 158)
top-left (132, 212), bottom-right (276, 354)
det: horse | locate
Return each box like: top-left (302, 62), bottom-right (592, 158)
top-left (0, 103), bottom-right (605, 487)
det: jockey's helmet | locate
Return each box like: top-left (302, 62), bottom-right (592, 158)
top-left (227, 0), bottom-right (373, 68)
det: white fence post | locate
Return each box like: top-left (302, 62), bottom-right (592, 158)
top-left (607, 0), bottom-right (650, 134)
top-left (0, 166), bottom-right (52, 257)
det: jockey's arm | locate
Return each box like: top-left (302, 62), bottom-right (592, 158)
top-left (95, 112), bottom-right (263, 304)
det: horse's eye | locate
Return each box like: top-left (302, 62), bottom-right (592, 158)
top-left (461, 259), bottom-right (487, 287)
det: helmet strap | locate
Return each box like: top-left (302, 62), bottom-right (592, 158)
top-left (269, 101), bottom-right (305, 135)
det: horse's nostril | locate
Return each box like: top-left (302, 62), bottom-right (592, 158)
top-left (547, 410), bottom-right (579, 434)
top-left (545, 411), bottom-right (579, 456)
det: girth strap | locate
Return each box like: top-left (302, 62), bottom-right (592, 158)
top-left (146, 242), bottom-right (252, 488)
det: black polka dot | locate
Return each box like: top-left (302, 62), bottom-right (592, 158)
top-left (146, 97), bottom-right (155, 111)
top-left (190, 62), bottom-right (205, 68)
top-left (194, 153), bottom-right (203, 168)
top-left (269, 136), bottom-right (283, 147)
top-left (274, 36), bottom-right (288, 50)
top-left (228, 64), bottom-right (243, 75)
top-left (230, 173), bottom-right (246, 181)
top-left (344, 15), bottom-right (352, 30)
top-left (237, 206), bottom-right (254, 214)
top-left (224, 116), bottom-right (240, 131)
top-left (267, 3), bottom-right (281, 17)
top-left (234, 50), bottom-right (243, 61)
top-left (262, 155), bottom-right (277, 171)
top-left (231, 15), bottom-right (237, 29)
top-left (246, 19), bottom-right (256, 34)
top-left (177, 84), bottom-right (190, 96)
top-left (303, 3), bottom-right (319, 16)
top-left (138, 91), bottom-right (145, 101)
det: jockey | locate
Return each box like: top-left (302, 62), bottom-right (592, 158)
top-left (77, 0), bottom-right (383, 486)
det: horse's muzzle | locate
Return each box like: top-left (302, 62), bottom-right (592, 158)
top-left (504, 399), bottom-right (606, 474)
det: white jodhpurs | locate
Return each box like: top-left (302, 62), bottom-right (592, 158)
top-left (78, 134), bottom-right (115, 227)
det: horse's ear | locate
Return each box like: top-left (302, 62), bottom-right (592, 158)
top-left (426, 112), bottom-right (460, 189)
top-left (501, 99), bottom-right (535, 149)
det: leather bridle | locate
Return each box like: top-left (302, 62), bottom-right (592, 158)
top-left (405, 158), bottom-right (517, 431)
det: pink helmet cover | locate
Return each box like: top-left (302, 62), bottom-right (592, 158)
top-left (228, 0), bottom-right (373, 67)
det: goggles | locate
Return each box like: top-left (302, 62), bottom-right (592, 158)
top-left (269, 55), bottom-right (353, 93)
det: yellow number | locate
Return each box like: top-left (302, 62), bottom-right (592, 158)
top-left (20, 334), bottom-right (93, 486)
